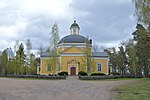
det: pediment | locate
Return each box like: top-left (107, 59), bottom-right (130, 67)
top-left (61, 45), bottom-right (84, 53)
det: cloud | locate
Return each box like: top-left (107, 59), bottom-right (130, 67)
top-left (0, 0), bottom-right (136, 54)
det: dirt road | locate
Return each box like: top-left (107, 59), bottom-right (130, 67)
top-left (0, 77), bottom-right (137, 100)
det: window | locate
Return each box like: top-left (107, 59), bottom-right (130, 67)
top-left (47, 63), bottom-right (51, 71)
top-left (73, 28), bottom-right (76, 34)
top-left (97, 63), bottom-right (102, 71)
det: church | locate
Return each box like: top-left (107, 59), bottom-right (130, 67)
top-left (38, 20), bottom-right (111, 75)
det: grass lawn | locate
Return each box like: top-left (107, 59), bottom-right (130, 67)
top-left (0, 77), bottom-right (65, 80)
top-left (115, 78), bottom-right (150, 100)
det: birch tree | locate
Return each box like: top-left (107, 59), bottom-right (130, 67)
top-left (25, 38), bottom-right (32, 66)
top-left (49, 23), bottom-right (60, 73)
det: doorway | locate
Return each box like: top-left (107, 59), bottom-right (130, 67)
top-left (70, 67), bottom-right (76, 76)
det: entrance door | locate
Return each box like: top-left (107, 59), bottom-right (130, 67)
top-left (70, 67), bottom-right (76, 76)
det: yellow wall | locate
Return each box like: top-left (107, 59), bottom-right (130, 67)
top-left (92, 59), bottom-right (108, 74)
top-left (40, 46), bottom-right (110, 75)
top-left (40, 57), bottom-right (109, 75)
top-left (41, 58), bottom-right (59, 75)
top-left (61, 56), bottom-right (86, 72)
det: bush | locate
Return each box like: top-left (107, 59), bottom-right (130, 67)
top-left (91, 73), bottom-right (105, 76)
top-left (78, 71), bottom-right (87, 76)
top-left (58, 71), bottom-right (68, 76)
top-left (111, 72), bottom-right (120, 75)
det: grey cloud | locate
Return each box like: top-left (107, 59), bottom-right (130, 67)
top-left (69, 0), bottom-right (136, 44)
top-left (0, 0), bottom-right (136, 52)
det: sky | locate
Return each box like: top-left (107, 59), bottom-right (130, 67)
top-left (0, 0), bottom-right (136, 54)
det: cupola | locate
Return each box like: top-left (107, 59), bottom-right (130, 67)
top-left (70, 20), bottom-right (80, 35)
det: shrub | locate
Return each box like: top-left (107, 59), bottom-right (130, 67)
top-left (91, 73), bottom-right (105, 76)
top-left (58, 71), bottom-right (68, 76)
top-left (78, 71), bottom-right (87, 76)
top-left (111, 72), bottom-right (120, 75)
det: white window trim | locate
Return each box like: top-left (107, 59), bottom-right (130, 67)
top-left (97, 62), bottom-right (102, 72)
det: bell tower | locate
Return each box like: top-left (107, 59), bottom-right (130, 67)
top-left (70, 20), bottom-right (80, 35)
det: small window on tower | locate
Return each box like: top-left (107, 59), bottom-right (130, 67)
top-left (73, 28), bottom-right (76, 34)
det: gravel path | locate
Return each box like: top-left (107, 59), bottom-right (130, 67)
top-left (0, 77), bottom-right (138, 100)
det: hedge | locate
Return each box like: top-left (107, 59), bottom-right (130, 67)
top-left (111, 72), bottom-right (120, 75)
top-left (91, 73), bottom-right (105, 76)
top-left (78, 71), bottom-right (87, 76)
top-left (79, 75), bottom-right (143, 80)
top-left (58, 71), bottom-right (68, 76)
top-left (6, 75), bottom-right (66, 79)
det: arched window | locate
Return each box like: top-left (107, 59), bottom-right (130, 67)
top-left (97, 63), bottom-right (102, 72)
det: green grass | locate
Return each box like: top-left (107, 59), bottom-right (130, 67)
top-left (105, 78), bottom-right (145, 81)
top-left (115, 78), bottom-right (150, 100)
top-left (81, 78), bottom-right (143, 81)
top-left (0, 77), bottom-right (65, 80)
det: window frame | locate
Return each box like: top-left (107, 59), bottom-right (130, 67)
top-left (97, 62), bottom-right (102, 72)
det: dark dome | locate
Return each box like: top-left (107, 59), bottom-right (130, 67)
top-left (70, 20), bottom-right (80, 29)
top-left (58, 35), bottom-right (86, 44)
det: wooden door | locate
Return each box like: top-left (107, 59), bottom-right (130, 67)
top-left (70, 67), bottom-right (76, 76)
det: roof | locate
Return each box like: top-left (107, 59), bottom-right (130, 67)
top-left (41, 52), bottom-right (60, 57)
top-left (70, 20), bottom-right (80, 29)
top-left (41, 52), bottom-right (51, 57)
top-left (58, 35), bottom-right (87, 44)
top-left (92, 52), bottom-right (109, 57)
top-left (41, 52), bottom-right (109, 57)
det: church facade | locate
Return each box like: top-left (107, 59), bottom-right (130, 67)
top-left (38, 21), bottom-right (111, 75)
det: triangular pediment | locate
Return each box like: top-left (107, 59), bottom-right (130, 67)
top-left (61, 45), bottom-right (84, 53)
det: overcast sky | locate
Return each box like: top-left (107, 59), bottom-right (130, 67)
top-left (0, 0), bottom-right (136, 54)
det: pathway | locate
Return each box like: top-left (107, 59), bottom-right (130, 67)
top-left (0, 77), bottom-right (138, 100)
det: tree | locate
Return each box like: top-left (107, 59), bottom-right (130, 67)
top-left (93, 43), bottom-right (99, 52)
top-left (105, 47), bottom-right (118, 73)
top-left (125, 39), bottom-right (140, 75)
top-left (49, 23), bottom-right (60, 74)
top-left (14, 40), bottom-right (19, 56)
top-left (16, 43), bottom-right (25, 75)
top-left (1, 50), bottom-right (8, 76)
top-left (38, 44), bottom-right (44, 56)
top-left (50, 23), bottom-right (59, 51)
top-left (132, 24), bottom-right (150, 77)
top-left (82, 36), bottom-right (92, 74)
top-left (25, 38), bottom-right (32, 66)
top-left (27, 53), bottom-right (36, 74)
top-left (133, 0), bottom-right (150, 27)
top-left (117, 46), bottom-right (127, 75)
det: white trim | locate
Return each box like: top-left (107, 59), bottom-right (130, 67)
top-left (92, 57), bottom-right (108, 60)
top-left (107, 59), bottom-right (109, 75)
top-left (58, 45), bottom-right (86, 48)
top-left (97, 62), bottom-right (102, 72)
top-left (59, 43), bottom-right (86, 45)
top-left (41, 57), bottom-right (59, 59)
top-left (58, 43), bottom-right (92, 48)
top-left (61, 53), bottom-right (84, 56)
top-left (68, 66), bottom-right (78, 75)
top-left (60, 56), bottom-right (61, 72)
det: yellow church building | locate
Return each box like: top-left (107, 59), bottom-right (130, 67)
top-left (38, 20), bottom-right (111, 76)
